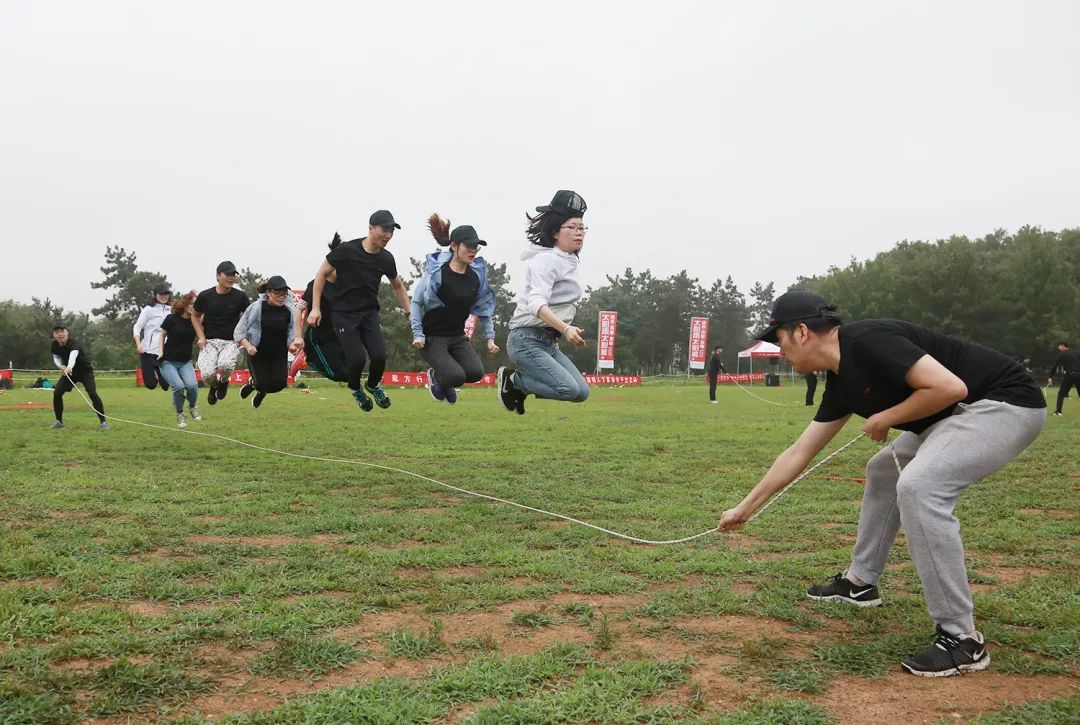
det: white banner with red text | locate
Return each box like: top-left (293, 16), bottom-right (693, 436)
top-left (688, 317), bottom-right (709, 370)
top-left (596, 310), bottom-right (618, 369)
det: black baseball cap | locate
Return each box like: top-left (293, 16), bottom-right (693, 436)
top-left (536, 190), bottom-right (587, 217)
top-left (449, 225), bottom-right (487, 247)
top-left (755, 291), bottom-right (841, 344)
top-left (265, 275), bottom-right (289, 291)
top-left (52, 321), bottom-right (68, 331)
top-left (216, 261), bottom-right (238, 275)
top-left (152, 283), bottom-right (171, 296)
top-left (369, 210), bottom-right (401, 229)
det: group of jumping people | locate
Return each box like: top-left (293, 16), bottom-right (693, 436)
top-left (44, 190), bottom-right (1074, 679)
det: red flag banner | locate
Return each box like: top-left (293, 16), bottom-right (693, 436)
top-left (597, 310), bottom-right (618, 369)
top-left (688, 317), bottom-right (709, 370)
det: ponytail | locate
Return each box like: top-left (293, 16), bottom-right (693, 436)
top-left (427, 213), bottom-right (451, 247)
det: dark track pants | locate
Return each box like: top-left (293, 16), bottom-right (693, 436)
top-left (249, 351), bottom-right (289, 394)
top-left (332, 310), bottom-right (386, 390)
top-left (1056, 372), bottom-right (1080, 414)
top-left (54, 371), bottom-right (106, 423)
top-left (140, 352), bottom-right (166, 390)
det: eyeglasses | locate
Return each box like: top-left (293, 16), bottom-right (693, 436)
top-left (268, 289), bottom-right (289, 296)
top-left (561, 225), bottom-right (588, 233)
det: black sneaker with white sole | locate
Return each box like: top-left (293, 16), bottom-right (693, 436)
top-left (497, 366), bottom-right (522, 413)
top-left (901, 626), bottom-right (990, 677)
top-left (806, 572), bottom-right (882, 607)
top-left (240, 382), bottom-right (255, 400)
top-left (252, 391), bottom-right (266, 409)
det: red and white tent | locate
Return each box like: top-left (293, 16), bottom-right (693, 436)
top-left (736, 340), bottom-right (789, 382)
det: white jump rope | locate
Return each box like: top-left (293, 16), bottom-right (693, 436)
top-left (60, 374), bottom-right (899, 546)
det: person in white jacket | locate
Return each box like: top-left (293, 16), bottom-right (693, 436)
top-left (133, 283), bottom-right (173, 391)
top-left (497, 190), bottom-right (590, 415)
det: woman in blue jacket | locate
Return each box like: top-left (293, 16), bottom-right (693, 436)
top-left (410, 215), bottom-right (500, 404)
top-left (234, 276), bottom-right (303, 408)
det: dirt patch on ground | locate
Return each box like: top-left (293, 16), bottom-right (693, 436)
top-left (53, 653), bottom-right (153, 673)
top-left (367, 540), bottom-right (428, 551)
top-left (188, 534), bottom-right (347, 547)
top-left (191, 515), bottom-right (229, 523)
top-left (125, 600), bottom-right (173, 617)
top-left (1016, 507), bottom-right (1076, 519)
top-left (970, 566), bottom-right (1051, 591)
top-left (1, 576), bottom-right (63, 589)
top-left (396, 566), bottom-right (489, 580)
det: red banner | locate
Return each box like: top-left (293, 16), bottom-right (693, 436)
top-left (583, 374), bottom-right (641, 385)
top-left (463, 314), bottom-right (477, 340)
top-left (688, 317), bottom-right (709, 370)
top-left (596, 310), bottom-right (617, 369)
top-left (0, 369), bottom-right (11, 383)
top-left (713, 373), bottom-right (765, 384)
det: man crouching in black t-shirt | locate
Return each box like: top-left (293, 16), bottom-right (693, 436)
top-left (306, 210), bottom-right (411, 412)
top-left (49, 322), bottom-right (109, 430)
top-left (718, 291), bottom-right (1046, 678)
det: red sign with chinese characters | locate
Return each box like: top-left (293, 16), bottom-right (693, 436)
top-left (596, 310), bottom-right (618, 369)
top-left (688, 317), bottom-right (709, 370)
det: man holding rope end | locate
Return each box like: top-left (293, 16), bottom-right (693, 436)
top-left (719, 291), bottom-right (1046, 677)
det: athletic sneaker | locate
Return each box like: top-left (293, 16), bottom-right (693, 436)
top-left (177, 412), bottom-right (187, 429)
top-left (901, 626), bottom-right (990, 677)
top-left (513, 393), bottom-right (525, 415)
top-left (49, 420), bottom-right (64, 429)
top-left (189, 406), bottom-right (202, 421)
top-left (427, 368), bottom-right (445, 402)
top-left (99, 422), bottom-right (110, 431)
top-left (806, 572), bottom-right (882, 607)
top-left (252, 392), bottom-right (266, 409)
top-left (710, 400), bottom-right (719, 404)
top-left (207, 385), bottom-right (218, 406)
top-left (1053, 412), bottom-right (1063, 416)
top-left (365, 383), bottom-right (391, 409)
top-left (444, 386), bottom-right (458, 405)
top-left (497, 366), bottom-right (519, 413)
top-left (352, 388), bottom-right (373, 412)
top-left (217, 381), bottom-right (229, 399)
top-left (160, 379), bottom-right (170, 391)
top-left (240, 382), bottom-right (255, 400)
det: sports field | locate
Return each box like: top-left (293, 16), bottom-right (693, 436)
top-left (1, 378), bottom-right (1077, 723)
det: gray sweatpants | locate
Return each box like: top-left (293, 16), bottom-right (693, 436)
top-left (848, 399), bottom-right (1046, 634)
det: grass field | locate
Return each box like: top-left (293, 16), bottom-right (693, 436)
top-left (1, 377), bottom-right (1077, 724)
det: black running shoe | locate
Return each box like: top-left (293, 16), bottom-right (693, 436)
top-left (901, 626), bottom-right (990, 677)
top-left (207, 385), bottom-right (218, 406)
top-left (497, 366), bottom-right (518, 413)
top-left (352, 388), bottom-right (373, 412)
top-left (365, 383), bottom-right (391, 409)
top-left (252, 392), bottom-right (266, 409)
top-left (514, 393), bottom-right (525, 415)
top-left (427, 368), bottom-right (445, 402)
top-left (806, 572), bottom-right (882, 607)
top-left (240, 382), bottom-right (254, 400)
top-left (218, 381), bottom-right (229, 399)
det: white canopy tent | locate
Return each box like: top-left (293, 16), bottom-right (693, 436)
top-left (736, 341), bottom-right (793, 383)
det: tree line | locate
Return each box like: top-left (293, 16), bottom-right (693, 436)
top-left (2, 226), bottom-right (1076, 375)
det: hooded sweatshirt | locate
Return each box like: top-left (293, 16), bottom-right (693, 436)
top-left (508, 246), bottom-right (582, 330)
top-left (133, 302), bottom-right (171, 353)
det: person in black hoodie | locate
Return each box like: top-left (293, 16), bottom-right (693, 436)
top-left (49, 322), bottom-right (108, 430)
top-left (707, 346), bottom-right (727, 404)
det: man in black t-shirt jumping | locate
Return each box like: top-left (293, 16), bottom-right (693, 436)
top-left (307, 210), bottom-right (411, 411)
top-left (718, 291), bottom-right (1046, 678)
top-left (192, 261), bottom-right (250, 405)
top-left (1047, 340), bottom-right (1080, 416)
top-left (49, 322), bottom-right (109, 430)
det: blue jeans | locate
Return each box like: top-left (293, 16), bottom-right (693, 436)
top-left (507, 327), bottom-right (589, 402)
top-left (158, 361), bottom-right (198, 412)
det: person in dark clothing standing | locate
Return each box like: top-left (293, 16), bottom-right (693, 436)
top-left (707, 346), bottom-right (727, 404)
top-left (719, 291), bottom-right (1046, 677)
top-left (804, 371), bottom-right (819, 406)
top-left (410, 215), bottom-right (500, 404)
top-left (306, 210), bottom-right (411, 412)
top-left (49, 322), bottom-right (108, 430)
top-left (236, 276), bottom-right (303, 409)
top-left (1048, 340), bottom-right (1080, 416)
top-left (192, 261), bottom-right (250, 405)
top-left (157, 292), bottom-right (202, 428)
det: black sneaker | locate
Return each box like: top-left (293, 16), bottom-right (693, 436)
top-left (352, 388), bottom-right (373, 412)
top-left (218, 381), bottom-right (229, 399)
top-left (207, 385), bottom-right (218, 406)
top-left (252, 392), bottom-right (266, 409)
top-left (240, 382), bottom-right (255, 400)
top-left (513, 392), bottom-right (526, 415)
top-left (427, 368), bottom-right (445, 402)
top-left (365, 382), bottom-right (391, 409)
top-left (901, 626), bottom-right (990, 677)
top-left (497, 366), bottom-right (518, 413)
top-left (806, 572), bottom-right (882, 607)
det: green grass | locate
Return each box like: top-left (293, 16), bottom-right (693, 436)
top-left (0, 379), bottom-right (1077, 722)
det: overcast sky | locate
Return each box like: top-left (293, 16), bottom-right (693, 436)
top-left (3, 1), bottom-right (1077, 313)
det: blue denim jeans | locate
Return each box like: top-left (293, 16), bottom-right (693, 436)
top-left (158, 360), bottom-right (198, 412)
top-left (507, 327), bottom-right (589, 402)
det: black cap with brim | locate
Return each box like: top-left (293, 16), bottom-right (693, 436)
top-left (52, 321), bottom-right (68, 331)
top-left (265, 275), bottom-right (289, 290)
top-left (369, 210), bottom-right (401, 229)
top-left (216, 261), bottom-right (238, 275)
top-left (536, 190), bottom-right (587, 217)
top-left (754, 290), bottom-right (840, 344)
top-left (449, 225), bottom-right (487, 247)
top-left (153, 283), bottom-right (172, 296)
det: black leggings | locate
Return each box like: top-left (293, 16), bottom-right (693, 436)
top-left (419, 335), bottom-right (484, 389)
top-left (139, 352), bottom-right (166, 390)
top-left (332, 310), bottom-right (386, 390)
top-left (1056, 372), bottom-right (1079, 413)
top-left (249, 350), bottom-right (289, 394)
top-left (54, 372), bottom-right (106, 423)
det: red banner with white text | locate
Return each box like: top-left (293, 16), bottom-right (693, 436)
top-left (596, 310), bottom-right (618, 369)
top-left (688, 317), bottom-right (709, 370)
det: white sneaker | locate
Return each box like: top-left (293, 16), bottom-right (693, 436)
top-left (710, 400), bottom-right (719, 404)
top-left (189, 406), bottom-right (202, 421)
top-left (177, 412), bottom-right (187, 429)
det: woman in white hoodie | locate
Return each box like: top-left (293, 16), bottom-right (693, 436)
top-left (497, 190), bottom-right (590, 415)
top-left (133, 283), bottom-right (173, 390)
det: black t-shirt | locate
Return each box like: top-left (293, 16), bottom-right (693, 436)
top-left (815, 320), bottom-right (1046, 434)
top-left (194, 287), bottom-right (250, 340)
top-left (259, 302), bottom-right (291, 355)
top-left (159, 314), bottom-right (196, 363)
top-left (422, 263), bottom-right (480, 337)
top-left (325, 238), bottom-right (397, 312)
top-left (51, 338), bottom-right (92, 374)
top-left (1054, 348), bottom-right (1080, 375)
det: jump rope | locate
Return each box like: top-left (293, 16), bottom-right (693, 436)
top-left (58, 373), bottom-right (901, 546)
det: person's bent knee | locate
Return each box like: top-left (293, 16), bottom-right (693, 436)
top-left (441, 370), bottom-right (467, 389)
top-left (572, 383), bottom-right (590, 403)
